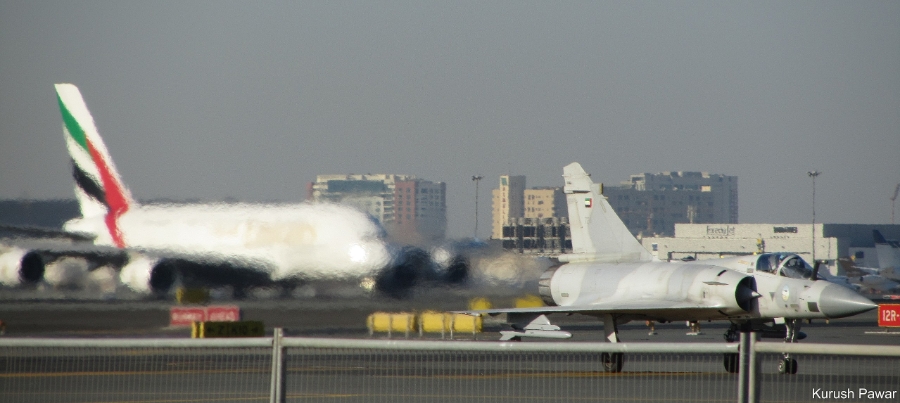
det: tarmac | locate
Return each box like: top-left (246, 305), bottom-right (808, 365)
top-left (0, 287), bottom-right (896, 344)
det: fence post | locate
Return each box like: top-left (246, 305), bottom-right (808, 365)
top-left (270, 328), bottom-right (285, 403)
top-left (737, 331), bottom-right (750, 403)
top-left (748, 332), bottom-right (759, 403)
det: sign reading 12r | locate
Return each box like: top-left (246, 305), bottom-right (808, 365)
top-left (878, 304), bottom-right (900, 327)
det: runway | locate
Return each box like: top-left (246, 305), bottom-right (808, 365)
top-left (0, 289), bottom-right (894, 344)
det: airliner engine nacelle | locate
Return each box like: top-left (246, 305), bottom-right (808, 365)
top-left (0, 246), bottom-right (45, 286)
top-left (119, 254), bottom-right (175, 294)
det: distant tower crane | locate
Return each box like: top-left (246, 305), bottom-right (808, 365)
top-left (892, 183), bottom-right (900, 225)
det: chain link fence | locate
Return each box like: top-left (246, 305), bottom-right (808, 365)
top-left (0, 339), bottom-right (272, 403)
top-left (1, 335), bottom-right (898, 403)
top-left (281, 339), bottom-right (740, 403)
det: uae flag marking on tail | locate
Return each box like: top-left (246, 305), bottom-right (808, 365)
top-left (584, 198), bottom-right (592, 208)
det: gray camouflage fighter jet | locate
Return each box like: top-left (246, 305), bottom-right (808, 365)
top-left (468, 162), bottom-right (876, 374)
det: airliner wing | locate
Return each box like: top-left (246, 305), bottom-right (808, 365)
top-left (0, 224), bottom-right (95, 242)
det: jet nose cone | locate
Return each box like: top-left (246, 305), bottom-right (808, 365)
top-left (818, 283), bottom-right (878, 318)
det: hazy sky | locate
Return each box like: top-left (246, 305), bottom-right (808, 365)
top-left (1, 1), bottom-right (898, 239)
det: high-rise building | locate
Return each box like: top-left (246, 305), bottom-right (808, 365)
top-left (524, 187), bottom-right (567, 219)
top-left (604, 171), bottom-right (738, 237)
top-left (309, 174), bottom-right (446, 243)
top-left (491, 175), bottom-right (526, 239)
top-left (495, 170), bottom-right (738, 250)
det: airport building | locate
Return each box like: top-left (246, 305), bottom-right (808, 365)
top-left (309, 174), bottom-right (447, 243)
top-left (642, 223), bottom-right (900, 276)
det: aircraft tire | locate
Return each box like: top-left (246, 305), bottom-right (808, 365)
top-left (601, 352), bottom-right (623, 373)
top-left (778, 358), bottom-right (798, 375)
top-left (723, 353), bottom-right (739, 373)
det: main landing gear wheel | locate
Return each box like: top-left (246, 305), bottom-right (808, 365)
top-left (778, 358), bottom-right (798, 375)
top-left (723, 353), bottom-right (739, 373)
top-left (601, 352), bottom-right (624, 373)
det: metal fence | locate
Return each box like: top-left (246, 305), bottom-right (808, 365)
top-left (1, 333), bottom-right (899, 403)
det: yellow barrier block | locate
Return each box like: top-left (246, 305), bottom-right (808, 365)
top-left (367, 312), bottom-right (416, 337)
top-left (176, 287), bottom-right (210, 305)
top-left (514, 294), bottom-right (545, 308)
top-left (468, 297), bottom-right (492, 310)
top-left (448, 313), bottom-right (482, 333)
top-left (415, 311), bottom-right (482, 337)
top-left (419, 311), bottom-right (449, 333)
top-left (191, 321), bottom-right (264, 338)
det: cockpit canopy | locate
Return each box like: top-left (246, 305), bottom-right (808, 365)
top-left (755, 253), bottom-right (814, 279)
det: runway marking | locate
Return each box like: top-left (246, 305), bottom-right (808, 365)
top-left (284, 392), bottom-right (734, 402)
top-left (285, 366), bottom-right (725, 379)
top-left (430, 371), bottom-right (721, 379)
top-left (4, 366), bottom-right (724, 380)
top-left (0, 393), bottom-right (268, 403)
top-left (0, 368), bottom-right (268, 378)
top-left (8, 390), bottom-right (734, 402)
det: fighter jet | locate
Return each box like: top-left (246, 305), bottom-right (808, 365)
top-left (468, 162), bottom-right (876, 374)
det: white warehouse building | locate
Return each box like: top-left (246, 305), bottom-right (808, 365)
top-left (642, 223), bottom-right (900, 276)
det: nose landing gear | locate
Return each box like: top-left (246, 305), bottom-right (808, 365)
top-left (778, 357), bottom-right (798, 374)
top-left (724, 320), bottom-right (802, 375)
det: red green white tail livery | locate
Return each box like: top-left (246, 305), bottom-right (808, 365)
top-left (56, 83), bottom-right (134, 247)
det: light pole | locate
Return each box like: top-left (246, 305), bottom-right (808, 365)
top-left (891, 184), bottom-right (899, 225)
top-left (808, 171), bottom-right (821, 263)
top-left (472, 175), bottom-right (483, 239)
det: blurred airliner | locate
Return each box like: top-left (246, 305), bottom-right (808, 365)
top-left (0, 84), bottom-right (449, 296)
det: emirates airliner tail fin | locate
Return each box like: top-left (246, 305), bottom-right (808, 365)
top-left (55, 83), bottom-right (134, 247)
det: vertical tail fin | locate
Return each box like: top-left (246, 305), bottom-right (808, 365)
top-left (55, 83), bottom-right (134, 247)
top-left (874, 230), bottom-right (900, 270)
top-left (559, 162), bottom-right (654, 263)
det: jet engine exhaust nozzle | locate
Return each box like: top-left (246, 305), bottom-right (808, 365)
top-left (538, 265), bottom-right (562, 306)
top-left (734, 276), bottom-right (760, 312)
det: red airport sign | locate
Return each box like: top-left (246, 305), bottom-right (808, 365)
top-left (207, 306), bottom-right (241, 322)
top-left (170, 305), bottom-right (241, 327)
top-left (170, 307), bottom-right (206, 327)
top-left (877, 304), bottom-right (900, 327)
